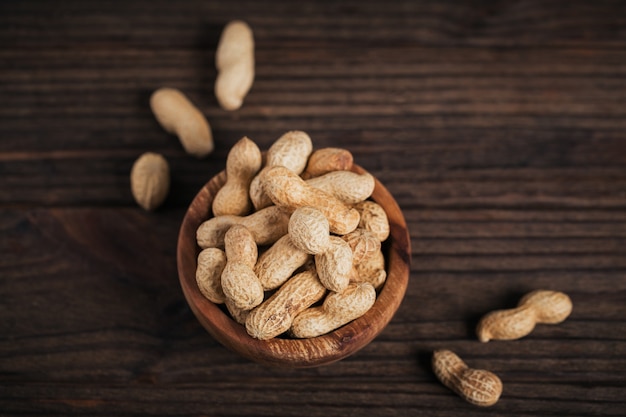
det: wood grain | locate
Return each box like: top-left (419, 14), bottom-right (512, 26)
top-left (1, 0), bottom-right (625, 415)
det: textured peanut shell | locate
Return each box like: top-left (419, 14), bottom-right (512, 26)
top-left (288, 206), bottom-right (330, 255)
top-left (221, 225), bottom-right (264, 310)
top-left (195, 248), bottom-right (227, 304)
top-left (306, 171), bottom-right (375, 205)
top-left (432, 349), bottom-right (502, 407)
top-left (215, 20), bottom-right (254, 111)
top-left (302, 147), bottom-right (353, 179)
top-left (196, 206), bottom-right (290, 249)
top-left (245, 269), bottom-right (327, 340)
top-left (353, 200), bottom-right (390, 242)
top-left (250, 131), bottom-right (313, 210)
top-left (352, 249), bottom-right (387, 289)
top-left (254, 235), bottom-right (311, 290)
top-left (150, 88), bottom-right (213, 158)
top-left (477, 289), bottom-right (572, 342)
top-left (291, 282), bottom-right (376, 338)
top-left (130, 152), bottom-right (170, 211)
top-left (315, 236), bottom-right (353, 292)
top-left (212, 137), bottom-right (262, 216)
top-left (221, 263), bottom-right (264, 310)
top-left (224, 225), bottom-right (258, 268)
top-left (225, 297), bottom-right (250, 325)
top-left (262, 166), bottom-right (360, 235)
top-left (342, 228), bottom-right (381, 264)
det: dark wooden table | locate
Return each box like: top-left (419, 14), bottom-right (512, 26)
top-left (2, 1), bottom-right (625, 415)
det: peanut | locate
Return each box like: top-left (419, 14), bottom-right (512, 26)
top-left (225, 297), bottom-right (250, 325)
top-left (221, 225), bottom-right (264, 310)
top-left (212, 136), bottom-right (262, 216)
top-left (290, 282), bottom-right (376, 338)
top-left (301, 147), bottom-right (353, 179)
top-left (353, 200), bottom-right (390, 242)
top-left (477, 290), bottom-right (572, 342)
top-left (432, 349), bottom-right (503, 407)
top-left (215, 20), bottom-right (254, 111)
top-left (351, 248), bottom-right (387, 290)
top-left (254, 235), bottom-right (311, 290)
top-left (249, 131), bottom-right (313, 210)
top-left (306, 171), bottom-right (375, 205)
top-left (245, 269), bottom-right (327, 340)
top-left (130, 152), bottom-right (170, 211)
top-left (288, 207), bottom-right (353, 292)
top-left (261, 166), bottom-right (360, 235)
top-left (150, 88), bottom-right (213, 158)
top-left (341, 228), bottom-right (380, 264)
top-left (196, 205), bottom-right (290, 249)
top-left (314, 236), bottom-right (353, 292)
top-left (195, 248), bottom-right (227, 304)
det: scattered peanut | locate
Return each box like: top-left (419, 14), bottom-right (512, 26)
top-left (249, 130), bottom-right (313, 210)
top-left (476, 289), bottom-right (573, 342)
top-left (301, 147), bottom-right (353, 179)
top-left (291, 282), bottom-right (376, 338)
top-left (130, 152), bottom-right (170, 211)
top-left (195, 248), bottom-right (227, 304)
top-left (432, 349), bottom-right (503, 407)
top-left (221, 225), bottom-right (264, 310)
top-left (225, 297), bottom-right (250, 325)
top-left (215, 20), bottom-right (254, 111)
top-left (245, 269), bottom-right (327, 340)
top-left (261, 166), bottom-right (360, 235)
top-left (150, 88), bottom-right (213, 158)
top-left (306, 170), bottom-right (375, 204)
top-left (212, 136), bottom-right (262, 216)
top-left (196, 205), bottom-right (290, 249)
top-left (353, 200), bottom-right (390, 242)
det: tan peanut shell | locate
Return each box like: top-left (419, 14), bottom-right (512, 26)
top-left (254, 235), bottom-right (311, 290)
top-left (225, 297), bottom-right (249, 325)
top-left (432, 349), bottom-right (503, 407)
top-left (150, 88), bottom-right (214, 158)
top-left (342, 228), bottom-right (381, 264)
top-left (130, 152), bottom-right (170, 211)
top-left (215, 20), bottom-right (254, 111)
top-left (351, 249), bottom-right (386, 289)
top-left (221, 225), bottom-right (264, 310)
top-left (195, 248), bottom-right (227, 304)
top-left (245, 269), bottom-right (327, 340)
top-left (290, 282), bottom-right (376, 338)
top-left (301, 147), bottom-right (353, 179)
top-left (262, 166), bottom-right (360, 235)
top-left (306, 171), bottom-right (375, 204)
top-left (212, 137), bottom-right (262, 216)
top-left (315, 236), bottom-right (353, 292)
top-left (288, 206), bottom-right (330, 255)
top-left (353, 200), bottom-right (390, 242)
top-left (250, 131), bottom-right (313, 210)
top-left (476, 289), bottom-right (573, 342)
top-left (196, 205), bottom-right (290, 249)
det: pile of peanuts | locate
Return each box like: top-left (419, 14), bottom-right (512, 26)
top-left (194, 131), bottom-right (390, 340)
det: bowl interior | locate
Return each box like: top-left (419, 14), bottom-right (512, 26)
top-left (176, 165), bottom-right (411, 367)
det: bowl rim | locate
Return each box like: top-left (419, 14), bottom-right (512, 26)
top-left (176, 164), bottom-right (411, 368)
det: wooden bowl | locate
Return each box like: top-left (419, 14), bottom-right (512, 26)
top-left (177, 165), bottom-right (411, 368)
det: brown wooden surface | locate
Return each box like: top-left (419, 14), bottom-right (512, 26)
top-left (1, 1), bottom-right (625, 415)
